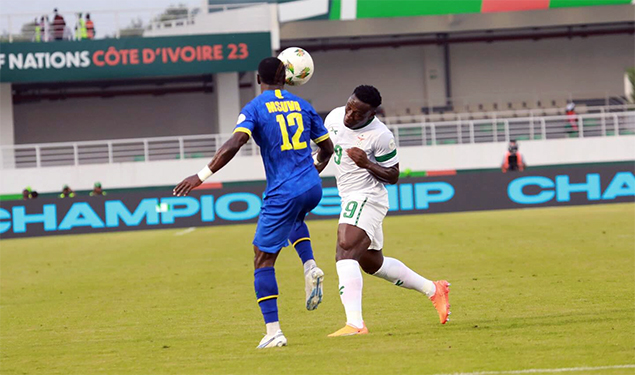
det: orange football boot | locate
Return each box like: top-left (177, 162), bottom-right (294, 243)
top-left (328, 323), bottom-right (369, 337)
top-left (429, 280), bottom-right (451, 324)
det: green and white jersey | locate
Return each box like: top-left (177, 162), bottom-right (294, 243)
top-left (325, 106), bottom-right (399, 205)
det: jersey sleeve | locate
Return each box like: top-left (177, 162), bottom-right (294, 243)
top-left (233, 102), bottom-right (257, 138)
top-left (374, 130), bottom-right (399, 167)
top-left (308, 107), bottom-right (329, 143)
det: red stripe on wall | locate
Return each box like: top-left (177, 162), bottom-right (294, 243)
top-left (426, 170), bottom-right (457, 177)
top-left (481, 0), bottom-right (550, 13)
top-left (194, 182), bottom-right (223, 190)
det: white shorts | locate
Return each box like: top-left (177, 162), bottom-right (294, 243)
top-left (339, 195), bottom-right (388, 250)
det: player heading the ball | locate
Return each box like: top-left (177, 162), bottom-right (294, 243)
top-left (174, 56), bottom-right (334, 349)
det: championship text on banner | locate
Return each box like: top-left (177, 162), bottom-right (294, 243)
top-left (1, 164), bottom-right (633, 239)
top-left (0, 33), bottom-right (272, 83)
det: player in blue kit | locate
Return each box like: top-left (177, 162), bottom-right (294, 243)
top-left (173, 57), bottom-right (334, 349)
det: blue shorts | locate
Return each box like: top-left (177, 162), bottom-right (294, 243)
top-left (253, 183), bottom-right (323, 253)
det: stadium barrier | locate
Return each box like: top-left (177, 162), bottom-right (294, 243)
top-left (2, 111), bottom-right (633, 169)
top-left (1, 163), bottom-right (632, 239)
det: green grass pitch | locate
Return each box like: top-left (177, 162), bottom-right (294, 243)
top-left (1, 203), bottom-right (634, 375)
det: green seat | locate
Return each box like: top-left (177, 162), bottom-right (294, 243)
top-left (479, 124), bottom-right (493, 133)
top-left (582, 119), bottom-right (598, 127)
top-left (134, 155), bottom-right (145, 162)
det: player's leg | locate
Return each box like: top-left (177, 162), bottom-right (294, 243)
top-left (329, 195), bottom-right (378, 336)
top-left (358, 226), bottom-right (451, 324)
top-left (252, 198), bottom-right (295, 348)
top-left (290, 221), bottom-right (325, 310)
top-left (360, 250), bottom-right (436, 296)
top-left (288, 183), bottom-right (325, 311)
top-left (328, 222), bottom-right (371, 336)
top-left (253, 247), bottom-right (287, 348)
top-left (289, 222), bottom-right (315, 270)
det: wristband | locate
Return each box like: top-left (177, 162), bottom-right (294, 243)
top-left (197, 165), bottom-right (213, 182)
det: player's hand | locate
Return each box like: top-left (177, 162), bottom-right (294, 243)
top-left (346, 147), bottom-right (371, 169)
top-left (173, 175), bottom-right (202, 196)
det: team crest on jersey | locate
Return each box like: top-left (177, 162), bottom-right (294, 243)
top-left (389, 138), bottom-right (396, 150)
top-left (356, 134), bottom-right (365, 146)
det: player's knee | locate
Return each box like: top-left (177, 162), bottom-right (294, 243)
top-left (337, 237), bottom-right (357, 252)
top-left (254, 247), bottom-right (277, 269)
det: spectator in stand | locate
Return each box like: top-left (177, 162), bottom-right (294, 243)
top-left (502, 140), bottom-right (526, 173)
top-left (565, 102), bottom-right (579, 135)
top-left (22, 187), bottom-right (38, 200)
top-left (75, 13), bottom-right (88, 40)
top-left (52, 9), bottom-right (66, 41)
top-left (59, 185), bottom-right (76, 198)
top-left (39, 16), bottom-right (49, 42)
top-left (86, 14), bottom-right (95, 39)
top-left (90, 182), bottom-right (107, 196)
top-left (33, 18), bottom-right (42, 42)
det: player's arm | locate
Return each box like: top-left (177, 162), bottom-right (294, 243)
top-left (314, 137), bottom-right (334, 173)
top-left (173, 132), bottom-right (249, 196)
top-left (346, 147), bottom-right (399, 184)
top-left (309, 107), bottom-right (334, 173)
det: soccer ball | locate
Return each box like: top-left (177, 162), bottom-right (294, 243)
top-left (278, 47), bottom-right (314, 86)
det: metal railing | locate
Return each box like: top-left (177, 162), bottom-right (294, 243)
top-left (0, 3), bottom-right (266, 42)
top-left (1, 111), bottom-right (633, 170)
top-left (0, 7), bottom-right (197, 42)
top-left (382, 104), bottom-right (635, 125)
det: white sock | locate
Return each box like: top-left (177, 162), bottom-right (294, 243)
top-left (265, 321), bottom-right (280, 336)
top-left (336, 259), bottom-right (364, 329)
top-left (303, 259), bottom-right (317, 274)
top-left (373, 257), bottom-right (436, 298)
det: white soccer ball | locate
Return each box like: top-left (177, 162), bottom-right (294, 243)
top-left (277, 47), bottom-right (314, 86)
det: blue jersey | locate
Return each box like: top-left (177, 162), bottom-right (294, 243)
top-left (234, 89), bottom-right (329, 199)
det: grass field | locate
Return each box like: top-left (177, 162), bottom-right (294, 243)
top-left (1, 203), bottom-right (634, 375)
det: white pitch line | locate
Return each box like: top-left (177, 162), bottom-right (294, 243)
top-left (174, 227), bottom-right (196, 236)
top-left (431, 364), bottom-right (635, 375)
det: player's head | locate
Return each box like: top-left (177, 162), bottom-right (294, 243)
top-left (345, 85), bottom-right (382, 129)
top-left (257, 57), bottom-right (285, 87)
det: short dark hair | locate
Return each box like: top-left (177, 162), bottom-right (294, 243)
top-left (353, 85), bottom-right (382, 108)
top-left (258, 57), bottom-right (285, 85)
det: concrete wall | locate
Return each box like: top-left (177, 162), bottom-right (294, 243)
top-left (450, 34), bottom-right (635, 105)
top-left (2, 136), bottom-right (633, 194)
top-left (13, 92), bottom-right (218, 144)
top-left (289, 45), bottom-right (429, 114)
top-left (289, 33), bottom-right (634, 113)
top-left (11, 34), bottom-right (633, 144)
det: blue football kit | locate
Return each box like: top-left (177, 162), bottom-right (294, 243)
top-left (234, 89), bottom-right (329, 254)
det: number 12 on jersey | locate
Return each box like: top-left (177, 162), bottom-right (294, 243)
top-left (277, 113), bottom-right (307, 151)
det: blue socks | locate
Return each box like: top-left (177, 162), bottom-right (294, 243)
top-left (289, 222), bottom-right (314, 265)
top-left (254, 267), bottom-right (279, 324)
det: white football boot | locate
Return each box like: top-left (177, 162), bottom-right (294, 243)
top-left (305, 265), bottom-right (324, 311)
top-left (256, 330), bottom-right (287, 349)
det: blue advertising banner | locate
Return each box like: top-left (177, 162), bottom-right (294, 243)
top-left (1, 164), bottom-right (633, 239)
